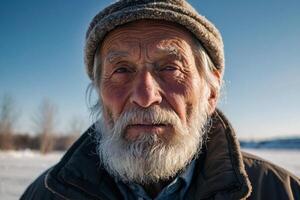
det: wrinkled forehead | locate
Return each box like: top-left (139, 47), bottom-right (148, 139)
top-left (99, 20), bottom-right (197, 56)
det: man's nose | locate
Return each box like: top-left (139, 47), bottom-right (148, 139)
top-left (130, 71), bottom-right (162, 108)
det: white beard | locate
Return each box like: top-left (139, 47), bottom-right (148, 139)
top-left (94, 89), bottom-right (210, 184)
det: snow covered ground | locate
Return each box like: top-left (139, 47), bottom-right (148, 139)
top-left (0, 150), bottom-right (62, 200)
top-left (243, 148), bottom-right (300, 177)
top-left (0, 149), bottom-right (299, 200)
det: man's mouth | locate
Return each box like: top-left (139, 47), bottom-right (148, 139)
top-left (124, 123), bottom-right (170, 139)
top-left (127, 123), bottom-right (168, 130)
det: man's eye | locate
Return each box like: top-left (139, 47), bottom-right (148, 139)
top-left (114, 67), bottom-right (130, 73)
top-left (160, 65), bottom-right (177, 71)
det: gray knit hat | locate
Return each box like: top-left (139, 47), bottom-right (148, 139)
top-left (85, 0), bottom-right (224, 80)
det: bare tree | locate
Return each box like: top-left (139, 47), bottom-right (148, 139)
top-left (0, 94), bottom-right (17, 150)
top-left (33, 99), bottom-right (57, 154)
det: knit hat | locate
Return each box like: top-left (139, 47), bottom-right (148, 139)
top-left (85, 0), bottom-right (224, 80)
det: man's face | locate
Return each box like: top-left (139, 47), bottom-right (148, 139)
top-left (98, 20), bottom-right (209, 140)
top-left (94, 20), bottom-right (215, 183)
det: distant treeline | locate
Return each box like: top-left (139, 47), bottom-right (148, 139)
top-left (240, 138), bottom-right (300, 149)
top-left (0, 94), bottom-right (86, 154)
top-left (0, 132), bottom-right (79, 153)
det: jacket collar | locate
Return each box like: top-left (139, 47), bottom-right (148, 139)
top-left (185, 109), bottom-right (252, 199)
top-left (45, 126), bottom-right (122, 200)
top-left (45, 109), bottom-right (251, 199)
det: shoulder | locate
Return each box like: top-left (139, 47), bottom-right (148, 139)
top-left (242, 151), bottom-right (300, 199)
top-left (20, 169), bottom-right (63, 200)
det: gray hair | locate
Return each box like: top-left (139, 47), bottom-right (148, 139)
top-left (192, 39), bottom-right (223, 108)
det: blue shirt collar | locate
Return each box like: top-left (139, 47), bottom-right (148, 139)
top-left (116, 159), bottom-right (197, 200)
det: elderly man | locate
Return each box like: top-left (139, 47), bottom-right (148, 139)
top-left (21, 0), bottom-right (300, 199)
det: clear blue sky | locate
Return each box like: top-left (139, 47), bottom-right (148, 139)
top-left (0, 0), bottom-right (299, 139)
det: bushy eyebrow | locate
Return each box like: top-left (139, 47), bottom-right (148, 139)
top-left (104, 51), bottom-right (130, 64)
top-left (156, 45), bottom-right (182, 61)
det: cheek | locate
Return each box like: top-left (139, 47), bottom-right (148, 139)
top-left (162, 78), bottom-right (200, 124)
top-left (100, 82), bottom-right (130, 119)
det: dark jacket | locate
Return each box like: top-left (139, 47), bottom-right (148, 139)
top-left (21, 110), bottom-right (300, 200)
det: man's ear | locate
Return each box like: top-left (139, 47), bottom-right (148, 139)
top-left (208, 69), bottom-right (221, 115)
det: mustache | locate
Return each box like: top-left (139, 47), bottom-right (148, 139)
top-left (110, 106), bottom-right (182, 137)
